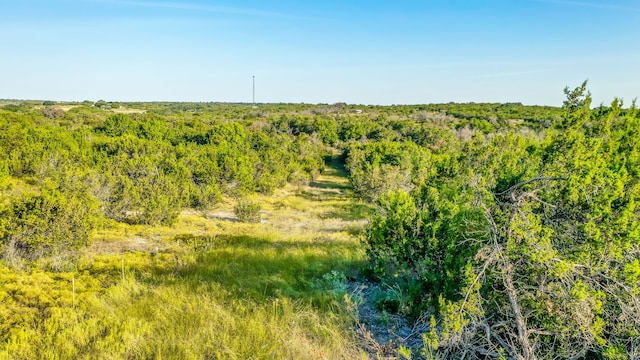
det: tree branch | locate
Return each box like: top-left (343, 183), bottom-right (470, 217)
top-left (493, 175), bottom-right (568, 199)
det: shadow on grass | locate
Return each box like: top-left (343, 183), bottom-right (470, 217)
top-left (322, 153), bottom-right (349, 178)
top-left (142, 234), bottom-right (366, 307)
top-left (296, 189), bottom-right (346, 202)
top-left (320, 202), bottom-right (376, 221)
top-left (134, 154), bottom-right (367, 309)
top-left (309, 180), bottom-right (350, 191)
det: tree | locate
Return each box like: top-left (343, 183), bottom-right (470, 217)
top-left (364, 83), bottom-right (640, 359)
top-left (0, 181), bottom-right (99, 262)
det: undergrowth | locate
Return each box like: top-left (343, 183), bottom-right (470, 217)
top-left (0, 165), bottom-right (372, 359)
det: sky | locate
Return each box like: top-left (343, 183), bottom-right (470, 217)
top-left (1, 0), bottom-right (639, 106)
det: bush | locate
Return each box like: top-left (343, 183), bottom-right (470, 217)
top-left (234, 198), bottom-right (262, 223)
top-left (0, 182), bottom-right (99, 261)
top-left (0, 160), bottom-right (8, 183)
top-left (136, 175), bottom-right (182, 226)
top-left (41, 107), bottom-right (64, 119)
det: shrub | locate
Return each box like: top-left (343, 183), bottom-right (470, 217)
top-left (0, 182), bottom-right (99, 261)
top-left (234, 198), bottom-right (262, 223)
top-left (41, 107), bottom-right (64, 119)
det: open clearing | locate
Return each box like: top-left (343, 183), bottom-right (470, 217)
top-left (1, 156), bottom-right (408, 359)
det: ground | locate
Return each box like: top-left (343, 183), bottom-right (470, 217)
top-left (90, 154), bottom-right (426, 359)
top-left (1, 154), bottom-right (425, 359)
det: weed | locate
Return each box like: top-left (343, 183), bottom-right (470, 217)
top-left (319, 270), bottom-right (348, 297)
top-left (233, 198), bottom-right (262, 223)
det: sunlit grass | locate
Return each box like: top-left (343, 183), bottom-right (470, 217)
top-left (0, 232), bottom-right (367, 359)
top-left (0, 163), bottom-right (374, 359)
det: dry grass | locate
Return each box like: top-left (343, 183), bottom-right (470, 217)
top-left (1, 161), bottom-right (376, 359)
top-left (91, 165), bottom-right (371, 255)
top-left (31, 104), bottom-right (147, 114)
top-left (111, 107), bottom-right (146, 114)
top-left (58, 105), bottom-right (81, 112)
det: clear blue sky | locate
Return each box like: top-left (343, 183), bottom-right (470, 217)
top-left (1, 0), bottom-right (639, 105)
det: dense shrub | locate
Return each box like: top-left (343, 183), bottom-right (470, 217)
top-left (0, 182), bottom-right (99, 261)
top-left (360, 83), bottom-right (640, 358)
top-left (345, 141), bottom-right (430, 201)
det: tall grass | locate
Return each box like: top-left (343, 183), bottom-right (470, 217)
top-left (0, 167), bottom-right (373, 359)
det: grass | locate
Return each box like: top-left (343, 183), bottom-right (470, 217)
top-left (0, 159), bottom-right (375, 359)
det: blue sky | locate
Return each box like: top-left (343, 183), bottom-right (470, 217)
top-left (1, 0), bottom-right (639, 105)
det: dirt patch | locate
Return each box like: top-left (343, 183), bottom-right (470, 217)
top-left (89, 236), bottom-right (162, 254)
top-left (206, 210), bottom-right (237, 222)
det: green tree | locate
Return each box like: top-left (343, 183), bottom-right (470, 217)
top-left (364, 83), bottom-right (640, 359)
top-left (0, 181), bottom-right (99, 261)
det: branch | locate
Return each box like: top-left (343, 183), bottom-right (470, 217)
top-left (493, 174), bottom-right (568, 199)
top-left (503, 262), bottom-right (536, 360)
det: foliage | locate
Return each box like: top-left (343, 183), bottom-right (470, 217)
top-left (233, 198), bottom-right (262, 223)
top-left (0, 180), bottom-right (99, 261)
top-left (1, 93), bottom-right (639, 358)
top-left (41, 106), bottom-right (64, 119)
top-left (345, 141), bottom-right (430, 201)
top-left (358, 83), bottom-right (640, 358)
top-left (0, 168), bottom-right (367, 359)
top-left (0, 103), bottom-right (331, 260)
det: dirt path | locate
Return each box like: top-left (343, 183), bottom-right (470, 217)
top-left (315, 154), bottom-right (427, 359)
top-left (90, 153), bottom-right (425, 358)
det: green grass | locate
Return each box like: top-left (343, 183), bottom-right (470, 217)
top-left (0, 160), bottom-right (374, 359)
top-left (0, 231), bottom-right (366, 359)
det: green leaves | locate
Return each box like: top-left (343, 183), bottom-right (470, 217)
top-left (359, 83), bottom-right (640, 358)
top-left (562, 80), bottom-right (592, 130)
top-left (0, 181), bottom-right (98, 261)
top-left (0, 102), bottom-right (335, 264)
top-left (233, 198), bottom-right (262, 224)
top-left (346, 141), bottom-right (431, 201)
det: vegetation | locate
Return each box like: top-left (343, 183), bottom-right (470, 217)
top-left (0, 151), bottom-right (368, 359)
top-left (0, 101), bottom-right (364, 358)
top-left (360, 83), bottom-right (640, 359)
top-left (234, 198), bottom-right (263, 223)
top-left (1, 84), bottom-right (638, 359)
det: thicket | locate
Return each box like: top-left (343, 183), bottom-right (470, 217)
top-left (0, 99), bottom-right (595, 263)
top-left (0, 105), bottom-right (327, 261)
top-left (357, 83), bottom-right (640, 359)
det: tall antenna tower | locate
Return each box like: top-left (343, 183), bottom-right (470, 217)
top-left (252, 75), bottom-right (256, 107)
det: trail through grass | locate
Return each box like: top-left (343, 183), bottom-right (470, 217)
top-left (0, 155), bottom-right (375, 359)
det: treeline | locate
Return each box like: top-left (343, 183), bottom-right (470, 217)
top-left (0, 99), bottom-right (580, 266)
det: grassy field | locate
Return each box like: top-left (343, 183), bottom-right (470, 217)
top-left (0, 159), bottom-right (376, 359)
